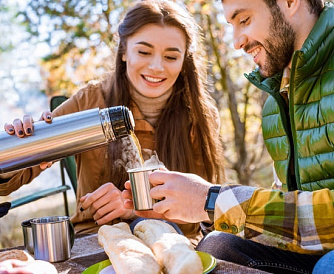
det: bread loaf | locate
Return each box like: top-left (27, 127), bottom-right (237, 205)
top-left (0, 249), bottom-right (34, 263)
top-left (133, 219), bottom-right (203, 274)
top-left (98, 223), bottom-right (161, 274)
top-left (0, 249), bottom-right (58, 273)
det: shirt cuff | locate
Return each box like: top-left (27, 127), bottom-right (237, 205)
top-left (200, 221), bottom-right (215, 234)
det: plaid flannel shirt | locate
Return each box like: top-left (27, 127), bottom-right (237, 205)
top-left (214, 183), bottom-right (334, 255)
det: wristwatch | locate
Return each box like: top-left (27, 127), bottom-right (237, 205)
top-left (204, 185), bottom-right (221, 223)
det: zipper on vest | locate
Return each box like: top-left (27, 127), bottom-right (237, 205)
top-left (287, 52), bottom-right (302, 190)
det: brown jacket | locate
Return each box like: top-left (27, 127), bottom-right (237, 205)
top-left (0, 78), bottom-right (212, 245)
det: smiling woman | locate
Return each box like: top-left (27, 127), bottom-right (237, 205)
top-left (0, 0), bottom-right (225, 246)
top-left (123, 24), bottom-right (186, 98)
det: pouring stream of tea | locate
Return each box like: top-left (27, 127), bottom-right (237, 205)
top-left (130, 131), bottom-right (144, 167)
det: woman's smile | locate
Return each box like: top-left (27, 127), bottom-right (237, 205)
top-left (141, 75), bottom-right (167, 86)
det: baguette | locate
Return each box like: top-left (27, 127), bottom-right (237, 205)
top-left (98, 223), bottom-right (161, 274)
top-left (133, 219), bottom-right (203, 274)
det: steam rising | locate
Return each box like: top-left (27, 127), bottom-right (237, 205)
top-left (115, 135), bottom-right (164, 171)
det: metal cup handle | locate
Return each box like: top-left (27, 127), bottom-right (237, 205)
top-left (69, 220), bottom-right (75, 248)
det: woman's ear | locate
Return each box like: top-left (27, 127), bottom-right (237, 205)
top-left (122, 54), bottom-right (127, 62)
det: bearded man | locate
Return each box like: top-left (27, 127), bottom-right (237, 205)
top-left (197, 0), bottom-right (334, 272)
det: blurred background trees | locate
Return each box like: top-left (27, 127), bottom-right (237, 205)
top-left (0, 0), bottom-right (274, 187)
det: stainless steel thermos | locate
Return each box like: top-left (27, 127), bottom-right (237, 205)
top-left (0, 106), bottom-right (135, 174)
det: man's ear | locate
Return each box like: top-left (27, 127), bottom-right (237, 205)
top-left (283, 0), bottom-right (300, 17)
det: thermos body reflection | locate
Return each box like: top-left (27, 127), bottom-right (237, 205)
top-left (0, 106), bottom-right (134, 174)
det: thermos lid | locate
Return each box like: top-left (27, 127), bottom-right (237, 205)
top-left (108, 106), bottom-right (134, 139)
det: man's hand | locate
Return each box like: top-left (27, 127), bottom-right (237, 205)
top-left (123, 170), bottom-right (212, 223)
top-left (122, 180), bottom-right (168, 220)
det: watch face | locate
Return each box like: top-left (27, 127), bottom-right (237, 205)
top-left (205, 186), bottom-right (220, 211)
top-left (206, 191), bottom-right (219, 210)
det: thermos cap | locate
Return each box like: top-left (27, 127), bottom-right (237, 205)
top-left (100, 106), bottom-right (135, 142)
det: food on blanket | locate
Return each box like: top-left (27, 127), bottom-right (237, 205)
top-left (0, 249), bottom-right (58, 274)
top-left (133, 219), bottom-right (203, 274)
top-left (0, 249), bottom-right (34, 263)
top-left (98, 223), bottom-right (161, 274)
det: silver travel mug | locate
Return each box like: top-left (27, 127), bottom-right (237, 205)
top-left (30, 216), bottom-right (75, 262)
top-left (0, 106), bottom-right (135, 174)
top-left (128, 167), bottom-right (158, 210)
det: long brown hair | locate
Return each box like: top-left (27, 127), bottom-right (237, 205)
top-left (105, 0), bottom-right (225, 187)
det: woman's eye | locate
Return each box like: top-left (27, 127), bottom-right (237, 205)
top-left (165, 56), bottom-right (177, 61)
top-left (240, 17), bottom-right (250, 25)
top-left (138, 50), bottom-right (150, 55)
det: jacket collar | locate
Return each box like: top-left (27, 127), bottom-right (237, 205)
top-left (299, 3), bottom-right (333, 62)
top-left (130, 101), bottom-right (155, 133)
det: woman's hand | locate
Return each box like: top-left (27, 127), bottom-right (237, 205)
top-left (80, 183), bottom-right (135, 225)
top-left (3, 110), bottom-right (53, 170)
top-left (4, 110), bottom-right (52, 137)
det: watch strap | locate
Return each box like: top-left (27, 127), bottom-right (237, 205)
top-left (207, 210), bottom-right (215, 223)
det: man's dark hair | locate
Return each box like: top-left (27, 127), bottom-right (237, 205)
top-left (220, 0), bottom-right (324, 17)
top-left (263, 0), bottom-right (324, 17)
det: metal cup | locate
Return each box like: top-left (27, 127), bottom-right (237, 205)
top-left (127, 167), bottom-right (158, 210)
top-left (30, 216), bottom-right (74, 262)
top-left (21, 219), bottom-right (34, 254)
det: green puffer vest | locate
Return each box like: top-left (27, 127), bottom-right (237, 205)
top-left (245, 3), bottom-right (334, 191)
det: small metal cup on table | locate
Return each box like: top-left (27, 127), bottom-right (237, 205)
top-left (30, 216), bottom-right (74, 262)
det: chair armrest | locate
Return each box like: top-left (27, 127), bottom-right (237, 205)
top-left (10, 185), bottom-right (71, 209)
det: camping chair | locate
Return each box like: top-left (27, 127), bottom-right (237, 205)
top-left (49, 95), bottom-right (77, 215)
top-left (0, 96), bottom-right (77, 218)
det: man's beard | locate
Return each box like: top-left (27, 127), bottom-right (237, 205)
top-left (246, 5), bottom-right (296, 78)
